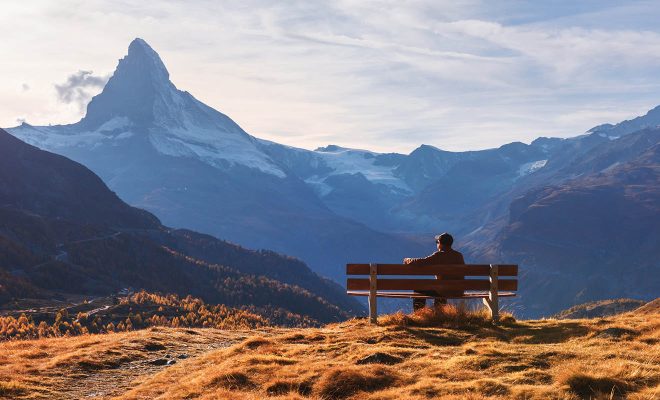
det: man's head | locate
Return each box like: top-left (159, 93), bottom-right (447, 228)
top-left (435, 232), bottom-right (454, 250)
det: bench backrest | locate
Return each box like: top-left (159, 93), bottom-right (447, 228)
top-left (346, 263), bottom-right (518, 292)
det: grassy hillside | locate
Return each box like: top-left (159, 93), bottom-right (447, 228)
top-left (0, 303), bottom-right (657, 399)
top-left (553, 298), bottom-right (647, 319)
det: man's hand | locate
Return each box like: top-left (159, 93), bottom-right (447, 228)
top-left (403, 258), bottom-right (413, 264)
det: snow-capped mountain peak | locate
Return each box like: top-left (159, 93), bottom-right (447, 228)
top-left (127, 38), bottom-right (170, 81)
top-left (12, 38), bottom-right (287, 177)
top-left (81, 38), bottom-right (175, 129)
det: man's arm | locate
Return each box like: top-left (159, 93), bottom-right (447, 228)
top-left (404, 252), bottom-right (439, 266)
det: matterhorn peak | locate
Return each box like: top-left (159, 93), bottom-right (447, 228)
top-left (81, 38), bottom-right (176, 129)
top-left (125, 38), bottom-right (170, 81)
top-left (12, 37), bottom-right (287, 178)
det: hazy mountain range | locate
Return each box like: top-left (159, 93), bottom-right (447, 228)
top-left (7, 38), bottom-right (659, 316)
top-left (0, 127), bottom-right (362, 324)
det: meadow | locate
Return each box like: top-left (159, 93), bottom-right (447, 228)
top-left (1, 300), bottom-right (658, 399)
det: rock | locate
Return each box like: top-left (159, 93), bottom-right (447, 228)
top-left (166, 359), bottom-right (177, 366)
top-left (177, 354), bottom-right (189, 359)
top-left (150, 358), bottom-right (169, 366)
top-left (356, 352), bottom-right (403, 365)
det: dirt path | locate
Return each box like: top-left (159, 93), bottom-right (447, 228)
top-left (0, 327), bottom-right (258, 400)
top-left (66, 329), bottom-right (251, 399)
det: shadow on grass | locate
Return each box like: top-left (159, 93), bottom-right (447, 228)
top-left (401, 327), bottom-right (467, 346)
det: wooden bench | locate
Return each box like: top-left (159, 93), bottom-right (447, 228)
top-left (346, 263), bottom-right (518, 323)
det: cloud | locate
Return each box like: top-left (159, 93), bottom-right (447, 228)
top-left (2, 1), bottom-right (660, 152)
top-left (54, 70), bottom-right (108, 111)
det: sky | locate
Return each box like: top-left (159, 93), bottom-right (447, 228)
top-left (2, 0), bottom-right (660, 153)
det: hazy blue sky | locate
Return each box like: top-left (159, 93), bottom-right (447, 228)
top-left (2, 1), bottom-right (660, 152)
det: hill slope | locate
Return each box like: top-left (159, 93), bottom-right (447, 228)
top-left (553, 298), bottom-right (647, 319)
top-left (0, 306), bottom-right (658, 399)
top-left (0, 128), bottom-right (363, 322)
top-left (7, 38), bottom-right (425, 283)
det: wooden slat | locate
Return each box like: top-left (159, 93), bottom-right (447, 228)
top-left (346, 264), bottom-right (518, 276)
top-left (346, 290), bottom-right (517, 299)
top-left (346, 278), bottom-right (517, 291)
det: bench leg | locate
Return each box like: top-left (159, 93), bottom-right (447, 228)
top-left (369, 292), bottom-right (377, 324)
top-left (482, 297), bottom-right (499, 321)
top-left (369, 263), bottom-right (377, 324)
top-left (484, 264), bottom-right (500, 321)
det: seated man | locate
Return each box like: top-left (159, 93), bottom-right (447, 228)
top-left (403, 232), bottom-right (465, 310)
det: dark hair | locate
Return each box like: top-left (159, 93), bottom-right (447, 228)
top-left (435, 233), bottom-right (453, 246)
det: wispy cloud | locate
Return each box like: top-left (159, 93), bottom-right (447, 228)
top-left (54, 70), bottom-right (108, 111)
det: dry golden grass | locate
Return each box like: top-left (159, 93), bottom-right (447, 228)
top-left (0, 304), bottom-right (658, 399)
top-left (380, 302), bottom-right (515, 327)
top-left (0, 326), bottom-right (255, 399)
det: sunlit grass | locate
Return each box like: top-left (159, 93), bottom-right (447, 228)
top-left (0, 304), bottom-right (657, 399)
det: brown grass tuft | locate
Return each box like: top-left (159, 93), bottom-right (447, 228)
top-left (561, 373), bottom-right (632, 398)
top-left (241, 336), bottom-right (272, 349)
top-left (315, 365), bottom-right (399, 399)
top-left (208, 371), bottom-right (256, 391)
top-left (475, 378), bottom-right (510, 396)
top-left (0, 380), bottom-right (30, 397)
top-left (380, 303), bottom-right (509, 327)
top-left (246, 355), bottom-right (297, 365)
top-left (265, 379), bottom-right (313, 396)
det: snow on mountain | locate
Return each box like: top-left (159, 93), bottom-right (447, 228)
top-left (9, 37), bottom-right (556, 197)
top-left (597, 133), bottom-right (621, 140)
top-left (11, 117), bottom-right (134, 150)
top-left (11, 38), bottom-right (286, 178)
top-left (306, 145), bottom-right (411, 194)
top-left (518, 159), bottom-right (548, 177)
top-left (255, 139), bottom-right (412, 195)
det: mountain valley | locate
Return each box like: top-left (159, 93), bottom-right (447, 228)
top-left (6, 38), bottom-right (659, 317)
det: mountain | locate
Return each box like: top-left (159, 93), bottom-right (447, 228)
top-left (472, 129), bottom-right (660, 315)
top-left (0, 127), bottom-right (158, 229)
top-left (0, 128), bottom-right (362, 323)
top-left (588, 104), bottom-right (660, 138)
top-left (9, 39), bottom-right (425, 283)
top-left (7, 38), bottom-right (659, 317)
